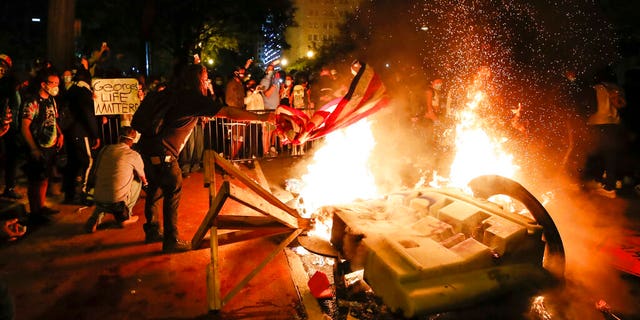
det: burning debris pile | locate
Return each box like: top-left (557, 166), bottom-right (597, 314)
top-left (325, 183), bottom-right (561, 318)
top-left (290, 176), bottom-right (566, 319)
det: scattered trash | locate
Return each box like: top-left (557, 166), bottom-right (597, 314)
top-left (595, 299), bottom-right (622, 320)
top-left (529, 296), bottom-right (552, 320)
top-left (308, 271), bottom-right (334, 299)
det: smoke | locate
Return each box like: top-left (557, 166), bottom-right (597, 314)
top-left (536, 178), bottom-right (639, 317)
top-left (325, 0), bottom-right (620, 187)
top-left (310, 0), bottom-right (636, 316)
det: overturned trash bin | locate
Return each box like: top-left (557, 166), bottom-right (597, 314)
top-left (324, 175), bottom-right (565, 318)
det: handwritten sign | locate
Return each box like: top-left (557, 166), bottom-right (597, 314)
top-left (93, 78), bottom-right (140, 115)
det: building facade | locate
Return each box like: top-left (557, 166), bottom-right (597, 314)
top-left (284, 0), bottom-right (361, 62)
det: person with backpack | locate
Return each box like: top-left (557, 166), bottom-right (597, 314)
top-left (133, 63), bottom-right (274, 253)
top-left (20, 70), bottom-right (64, 225)
top-left (61, 68), bottom-right (101, 205)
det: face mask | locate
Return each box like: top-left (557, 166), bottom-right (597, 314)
top-left (64, 76), bottom-right (73, 84)
top-left (48, 86), bottom-right (59, 97)
top-left (215, 80), bottom-right (223, 86)
top-left (285, 80), bottom-right (292, 86)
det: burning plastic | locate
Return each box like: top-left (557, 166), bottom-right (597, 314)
top-left (324, 176), bottom-right (564, 318)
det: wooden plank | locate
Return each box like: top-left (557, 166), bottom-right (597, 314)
top-left (207, 225), bottom-right (222, 311)
top-left (192, 181), bottom-right (229, 249)
top-left (213, 152), bottom-right (301, 219)
top-left (253, 160), bottom-right (270, 189)
top-left (216, 215), bottom-right (287, 229)
top-left (228, 183), bottom-right (299, 229)
top-left (285, 248), bottom-right (326, 320)
top-left (214, 228), bottom-right (293, 246)
top-left (222, 229), bottom-right (303, 305)
top-left (203, 150), bottom-right (215, 188)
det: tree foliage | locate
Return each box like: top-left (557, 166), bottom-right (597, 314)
top-left (75, 0), bottom-right (294, 78)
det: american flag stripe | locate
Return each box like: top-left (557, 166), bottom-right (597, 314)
top-left (275, 62), bottom-right (389, 144)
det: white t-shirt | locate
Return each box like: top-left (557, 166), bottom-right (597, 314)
top-left (93, 143), bottom-right (145, 203)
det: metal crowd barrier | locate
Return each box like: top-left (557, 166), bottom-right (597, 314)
top-left (204, 112), bottom-right (316, 162)
top-left (98, 109), bottom-right (317, 162)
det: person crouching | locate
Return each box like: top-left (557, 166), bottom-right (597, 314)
top-left (84, 127), bottom-right (147, 233)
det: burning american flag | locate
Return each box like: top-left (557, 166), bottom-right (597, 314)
top-left (275, 60), bottom-right (390, 145)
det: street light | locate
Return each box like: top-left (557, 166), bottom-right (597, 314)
top-left (306, 50), bottom-right (314, 58)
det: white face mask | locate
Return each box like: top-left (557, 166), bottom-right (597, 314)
top-left (48, 86), bottom-right (59, 97)
top-left (285, 80), bottom-right (292, 86)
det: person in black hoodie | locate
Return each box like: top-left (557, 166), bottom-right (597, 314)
top-left (62, 68), bottom-right (101, 204)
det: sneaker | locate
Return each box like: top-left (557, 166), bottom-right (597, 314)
top-left (2, 189), bottom-right (23, 200)
top-left (162, 239), bottom-right (192, 253)
top-left (117, 215), bottom-right (139, 228)
top-left (84, 215), bottom-right (102, 233)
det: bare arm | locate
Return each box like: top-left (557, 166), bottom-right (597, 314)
top-left (21, 118), bottom-right (41, 159)
top-left (216, 106), bottom-right (273, 122)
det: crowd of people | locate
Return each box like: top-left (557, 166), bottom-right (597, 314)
top-left (1, 43), bottom-right (637, 250)
top-left (0, 45), bottom-right (349, 249)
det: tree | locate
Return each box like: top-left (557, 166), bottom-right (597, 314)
top-left (75, 0), bottom-right (294, 78)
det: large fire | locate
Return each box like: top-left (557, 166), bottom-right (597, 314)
top-left (294, 119), bottom-right (381, 239)
top-left (440, 90), bottom-right (519, 190)
top-left (295, 86), bottom-right (520, 239)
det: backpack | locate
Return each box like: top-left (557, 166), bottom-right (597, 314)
top-left (131, 90), bottom-right (172, 136)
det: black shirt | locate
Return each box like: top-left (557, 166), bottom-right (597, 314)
top-left (144, 89), bottom-right (222, 158)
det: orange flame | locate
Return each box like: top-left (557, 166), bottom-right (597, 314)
top-left (298, 83), bottom-right (521, 240)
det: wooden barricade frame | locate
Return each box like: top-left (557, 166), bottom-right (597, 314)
top-left (192, 150), bottom-right (309, 312)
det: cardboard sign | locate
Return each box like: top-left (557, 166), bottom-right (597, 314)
top-left (92, 78), bottom-right (140, 115)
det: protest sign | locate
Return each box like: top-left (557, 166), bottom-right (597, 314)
top-left (93, 78), bottom-right (140, 115)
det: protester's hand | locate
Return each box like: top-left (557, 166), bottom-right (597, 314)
top-left (56, 133), bottom-right (64, 150)
top-left (91, 138), bottom-right (101, 150)
top-left (1, 219), bottom-right (27, 241)
top-left (3, 107), bottom-right (11, 125)
top-left (0, 124), bottom-right (8, 137)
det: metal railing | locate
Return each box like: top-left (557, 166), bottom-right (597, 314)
top-left (99, 109), bottom-right (317, 162)
top-left (203, 114), bottom-right (316, 162)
